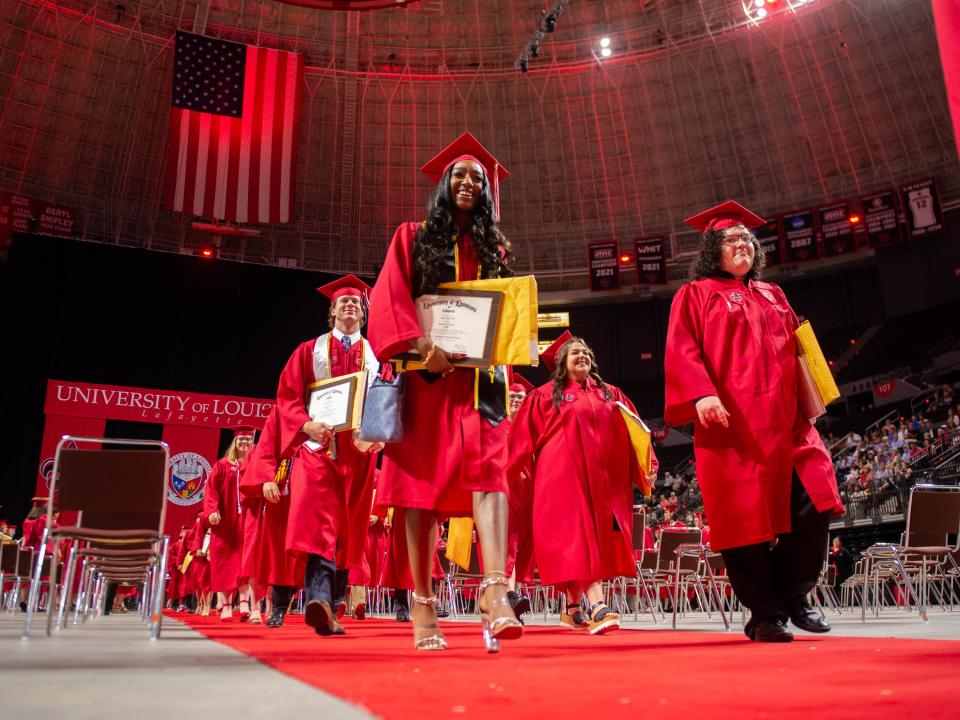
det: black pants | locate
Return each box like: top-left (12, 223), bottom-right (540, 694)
top-left (304, 555), bottom-right (337, 605)
top-left (720, 473), bottom-right (831, 623)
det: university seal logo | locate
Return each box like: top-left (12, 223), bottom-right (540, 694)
top-left (167, 452), bottom-right (212, 506)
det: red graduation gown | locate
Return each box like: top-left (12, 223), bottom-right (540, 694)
top-left (663, 278), bottom-right (843, 552)
top-left (506, 421), bottom-right (537, 584)
top-left (277, 336), bottom-right (377, 568)
top-left (239, 408), bottom-right (303, 588)
top-left (507, 379), bottom-right (658, 586)
top-left (166, 538), bottom-right (184, 600)
top-left (202, 457), bottom-right (244, 592)
top-left (368, 221), bottom-right (509, 515)
top-left (184, 518), bottom-right (211, 593)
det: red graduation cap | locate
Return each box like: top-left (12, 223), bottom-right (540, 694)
top-left (317, 274), bottom-right (373, 303)
top-left (420, 132), bottom-right (509, 221)
top-left (683, 200), bottom-right (767, 233)
top-left (539, 330), bottom-right (574, 375)
top-left (509, 372), bottom-right (534, 394)
top-left (231, 425), bottom-right (256, 438)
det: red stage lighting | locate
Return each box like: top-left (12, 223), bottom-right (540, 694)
top-left (849, 214), bottom-right (862, 224)
top-left (200, 247), bottom-right (215, 259)
top-left (619, 253), bottom-right (632, 265)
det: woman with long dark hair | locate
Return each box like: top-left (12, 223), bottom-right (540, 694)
top-left (507, 334), bottom-right (658, 635)
top-left (368, 132), bottom-right (523, 652)
top-left (663, 201), bottom-right (843, 643)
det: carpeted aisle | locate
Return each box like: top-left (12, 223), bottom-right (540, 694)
top-left (171, 612), bottom-right (960, 719)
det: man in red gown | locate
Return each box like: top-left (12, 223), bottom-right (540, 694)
top-left (664, 201), bottom-right (843, 642)
top-left (276, 275), bottom-right (382, 636)
top-left (203, 426), bottom-right (255, 621)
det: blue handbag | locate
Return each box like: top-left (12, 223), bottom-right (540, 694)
top-left (358, 372), bottom-right (405, 443)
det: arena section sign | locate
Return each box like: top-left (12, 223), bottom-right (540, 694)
top-left (38, 379), bottom-right (272, 535)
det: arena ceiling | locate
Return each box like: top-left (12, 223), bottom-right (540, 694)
top-left (0, 0), bottom-right (956, 292)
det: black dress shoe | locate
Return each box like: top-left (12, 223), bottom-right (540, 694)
top-left (750, 619), bottom-right (794, 643)
top-left (789, 605), bottom-right (831, 633)
top-left (266, 611), bottom-right (286, 628)
top-left (395, 606), bottom-right (410, 623)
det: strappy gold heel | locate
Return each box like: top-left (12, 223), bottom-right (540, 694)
top-left (478, 572), bottom-right (524, 653)
top-left (411, 593), bottom-right (447, 651)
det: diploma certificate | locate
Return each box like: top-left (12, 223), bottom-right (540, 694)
top-left (399, 289), bottom-right (502, 368)
top-left (306, 371), bottom-right (367, 434)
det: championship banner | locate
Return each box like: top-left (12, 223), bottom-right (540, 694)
top-left (754, 218), bottom-right (782, 267)
top-left (782, 210), bottom-right (818, 263)
top-left (44, 379), bottom-right (272, 429)
top-left (162, 423), bottom-right (222, 536)
top-left (899, 178), bottom-right (945, 240)
top-left (862, 189), bottom-right (904, 248)
top-left (818, 201), bottom-right (856, 257)
top-left (633, 237), bottom-right (667, 285)
top-left (0, 192), bottom-right (77, 248)
top-left (588, 242), bottom-right (620, 291)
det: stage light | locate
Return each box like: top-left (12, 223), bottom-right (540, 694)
top-left (849, 214), bottom-right (862, 224)
top-left (756, 7), bottom-right (768, 18)
top-left (600, 37), bottom-right (611, 48)
top-left (530, 42), bottom-right (540, 58)
top-left (517, 55), bottom-right (529, 73)
top-left (543, 13), bottom-right (557, 33)
top-left (600, 47), bottom-right (612, 58)
top-left (619, 253), bottom-right (632, 265)
top-left (200, 247), bottom-right (216, 259)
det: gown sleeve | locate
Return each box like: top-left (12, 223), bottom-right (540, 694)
top-left (368, 222), bottom-right (425, 361)
top-left (506, 389), bottom-right (548, 485)
top-left (202, 460), bottom-right (224, 523)
top-left (664, 282), bottom-right (719, 427)
top-left (276, 342), bottom-right (313, 458)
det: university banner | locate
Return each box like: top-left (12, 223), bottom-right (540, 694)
top-left (782, 210), bottom-right (818, 263)
top-left (818, 201), bottom-right (856, 257)
top-left (754, 218), bottom-right (782, 267)
top-left (34, 415), bottom-right (107, 497)
top-left (588, 242), bottom-right (620, 291)
top-left (634, 236), bottom-right (667, 285)
top-left (44, 379), bottom-right (273, 429)
top-left (862, 189), bottom-right (903, 248)
top-left (162, 423), bottom-right (222, 536)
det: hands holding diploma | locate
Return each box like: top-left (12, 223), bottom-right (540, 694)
top-left (411, 336), bottom-right (467, 375)
top-left (303, 420), bottom-right (334, 447)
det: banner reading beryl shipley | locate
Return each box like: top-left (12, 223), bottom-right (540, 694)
top-left (44, 379), bottom-right (272, 428)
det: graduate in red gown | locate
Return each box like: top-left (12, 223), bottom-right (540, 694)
top-left (508, 335), bottom-right (659, 635)
top-left (664, 201), bottom-right (843, 643)
top-left (505, 373), bottom-right (535, 620)
top-left (240, 407), bottom-right (304, 628)
top-left (183, 512), bottom-right (212, 615)
top-left (368, 132), bottom-right (524, 652)
top-left (276, 275), bottom-right (383, 637)
top-left (166, 526), bottom-right (188, 609)
top-left (203, 427), bottom-right (256, 621)
top-left (238, 452), bottom-right (264, 624)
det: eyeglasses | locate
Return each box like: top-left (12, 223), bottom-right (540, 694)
top-left (721, 234), bottom-right (756, 247)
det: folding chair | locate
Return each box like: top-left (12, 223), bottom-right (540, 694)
top-left (627, 510), bottom-right (661, 623)
top-left (860, 484), bottom-right (960, 623)
top-left (22, 436), bottom-right (170, 639)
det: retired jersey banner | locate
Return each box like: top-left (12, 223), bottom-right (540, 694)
top-left (44, 379), bottom-right (272, 429)
top-left (862, 189), bottom-right (903, 248)
top-left (634, 236), bottom-right (666, 285)
top-left (588, 242), bottom-right (620, 291)
top-left (0, 192), bottom-right (77, 247)
top-left (783, 210), bottom-right (818, 263)
top-left (755, 218), bottom-right (782, 267)
top-left (900, 178), bottom-right (945, 240)
top-left (818, 201), bottom-right (856, 257)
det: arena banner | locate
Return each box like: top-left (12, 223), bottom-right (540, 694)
top-left (162, 424), bottom-right (222, 535)
top-left (861, 189), bottom-right (903, 248)
top-left (754, 217), bottom-right (782, 267)
top-left (782, 210), bottom-right (818, 263)
top-left (872, 379), bottom-right (921, 407)
top-left (633, 236), bottom-right (667, 285)
top-left (818, 201), bottom-right (856, 257)
top-left (44, 379), bottom-right (273, 429)
top-left (35, 415), bottom-right (108, 496)
top-left (0, 192), bottom-right (77, 247)
top-left (588, 242), bottom-right (620, 291)
top-left (899, 178), bottom-right (945, 240)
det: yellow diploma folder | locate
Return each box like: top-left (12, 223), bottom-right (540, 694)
top-left (439, 275), bottom-right (540, 367)
top-left (445, 516), bottom-right (475, 571)
top-left (795, 321), bottom-right (840, 421)
top-left (180, 552), bottom-right (193, 574)
top-left (616, 401), bottom-right (655, 497)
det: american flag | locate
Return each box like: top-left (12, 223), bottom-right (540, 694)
top-left (166, 31), bottom-right (304, 224)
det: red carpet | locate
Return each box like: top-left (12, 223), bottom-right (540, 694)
top-left (170, 612), bottom-right (960, 719)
